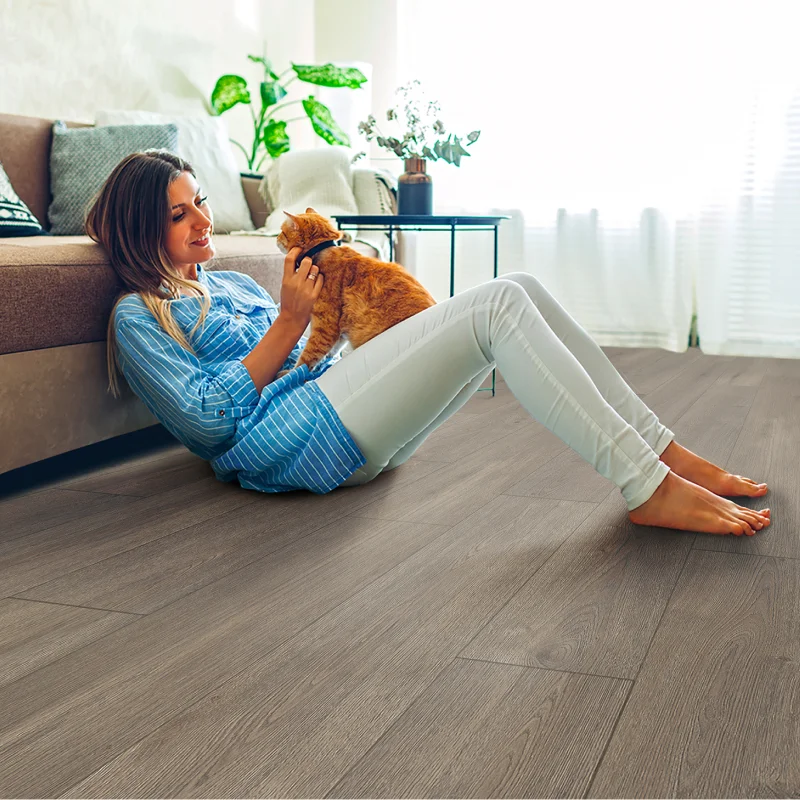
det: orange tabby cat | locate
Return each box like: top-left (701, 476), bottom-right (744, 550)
top-left (276, 208), bottom-right (436, 370)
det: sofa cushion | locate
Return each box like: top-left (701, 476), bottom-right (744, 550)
top-left (48, 121), bottom-right (179, 235)
top-left (0, 161), bottom-right (44, 236)
top-left (95, 110), bottom-right (254, 234)
top-left (0, 234), bottom-right (376, 355)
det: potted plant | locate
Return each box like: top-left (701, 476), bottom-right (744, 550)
top-left (354, 80), bottom-right (480, 215)
top-left (211, 52), bottom-right (368, 173)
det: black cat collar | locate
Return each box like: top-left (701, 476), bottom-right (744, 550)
top-left (297, 239), bottom-right (340, 266)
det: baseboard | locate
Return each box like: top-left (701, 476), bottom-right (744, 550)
top-left (0, 423), bottom-right (179, 498)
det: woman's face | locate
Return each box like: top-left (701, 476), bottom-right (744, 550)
top-left (165, 170), bottom-right (216, 271)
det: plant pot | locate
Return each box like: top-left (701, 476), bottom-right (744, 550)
top-left (398, 158), bottom-right (432, 215)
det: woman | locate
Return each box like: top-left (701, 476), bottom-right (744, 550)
top-left (87, 150), bottom-right (771, 537)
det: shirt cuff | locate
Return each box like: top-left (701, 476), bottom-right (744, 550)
top-left (217, 360), bottom-right (261, 408)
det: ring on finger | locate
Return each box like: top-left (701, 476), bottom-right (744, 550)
top-left (307, 270), bottom-right (318, 280)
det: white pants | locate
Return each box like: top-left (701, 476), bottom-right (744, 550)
top-left (316, 272), bottom-right (674, 511)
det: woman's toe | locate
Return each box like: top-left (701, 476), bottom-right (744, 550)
top-left (742, 478), bottom-right (768, 496)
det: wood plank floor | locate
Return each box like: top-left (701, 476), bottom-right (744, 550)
top-left (1, 347), bottom-right (798, 799)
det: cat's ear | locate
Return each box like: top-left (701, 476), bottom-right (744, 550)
top-left (283, 211), bottom-right (300, 229)
top-left (305, 206), bottom-right (317, 214)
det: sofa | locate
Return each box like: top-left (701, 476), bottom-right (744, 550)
top-left (0, 112), bottom-right (383, 476)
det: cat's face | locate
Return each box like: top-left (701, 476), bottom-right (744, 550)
top-left (276, 207), bottom-right (342, 255)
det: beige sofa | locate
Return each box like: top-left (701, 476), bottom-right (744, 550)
top-left (0, 113), bottom-right (379, 476)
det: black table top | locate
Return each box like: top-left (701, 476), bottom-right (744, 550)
top-left (333, 215), bottom-right (511, 226)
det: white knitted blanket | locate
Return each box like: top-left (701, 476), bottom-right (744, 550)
top-left (231, 147), bottom-right (397, 259)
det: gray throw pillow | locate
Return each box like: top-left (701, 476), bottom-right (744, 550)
top-left (48, 121), bottom-right (179, 235)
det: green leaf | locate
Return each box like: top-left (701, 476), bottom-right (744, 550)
top-left (260, 80), bottom-right (287, 109)
top-left (247, 54), bottom-right (272, 72)
top-left (449, 136), bottom-right (471, 166)
top-left (434, 137), bottom-right (454, 165)
top-left (467, 130), bottom-right (481, 145)
top-left (262, 120), bottom-right (291, 158)
top-left (421, 146), bottom-right (437, 161)
top-left (431, 134), bottom-right (470, 166)
top-left (292, 63), bottom-right (367, 89)
top-left (211, 75), bottom-right (251, 114)
top-left (302, 96), bottom-right (351, 146)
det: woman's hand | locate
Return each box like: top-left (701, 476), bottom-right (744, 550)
top-left (278, 246), bottom-right (324, 333)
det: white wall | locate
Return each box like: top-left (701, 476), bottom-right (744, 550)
top-left (0, 0), bottom-right (315, 170)
top-left (314, 0), bottom-right (399, 166)
top-left (0, 0), bottom-right (405, 171)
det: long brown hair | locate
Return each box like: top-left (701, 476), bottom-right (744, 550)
top-left (85, 150), bottom-right (212, 398)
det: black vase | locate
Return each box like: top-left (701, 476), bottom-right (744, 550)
top-left (398, 158), bottom-right (433, 215)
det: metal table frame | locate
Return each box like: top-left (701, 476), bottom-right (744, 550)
top-left (334, 215), bottom-right (510, 396)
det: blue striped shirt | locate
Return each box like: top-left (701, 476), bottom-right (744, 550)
top-left (112, 263), bottom-right (366, 493)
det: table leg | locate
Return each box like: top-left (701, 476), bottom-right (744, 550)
top-left (492, 224), bottom-right (499, 396)
top-left (388, 225), bottom-right (394, 262)
top-left (449, 222), bottom-right (456, 298)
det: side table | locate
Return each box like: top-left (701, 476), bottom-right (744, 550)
top-left (333, 214), bottom-right (510, 395)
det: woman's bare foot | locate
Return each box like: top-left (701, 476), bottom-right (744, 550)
top-left (629, 470), bottom-right (770, 535)
top-left (660, 441), bottom-right (768, 498)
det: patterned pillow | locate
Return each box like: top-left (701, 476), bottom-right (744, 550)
top-left (0, 162), bottom-right (44, 236)
top-left (48, 121), bottom-right (179, 235)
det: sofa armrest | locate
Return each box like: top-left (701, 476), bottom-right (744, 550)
top-left (240, 173), bottom-right (268, 229)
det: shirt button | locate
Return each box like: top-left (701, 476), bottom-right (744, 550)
top-left (218, 410), bottom-right (226, 416)
top-left (235, 314), bottom-right (241, 319)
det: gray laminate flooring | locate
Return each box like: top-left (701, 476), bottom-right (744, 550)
top-left (1, 347), bottom-right (798, 799)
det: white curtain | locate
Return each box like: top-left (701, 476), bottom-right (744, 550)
top-left (693, 87), bottom-right (800, 356)
top-left (394, 0), bottom-right (800, 356)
